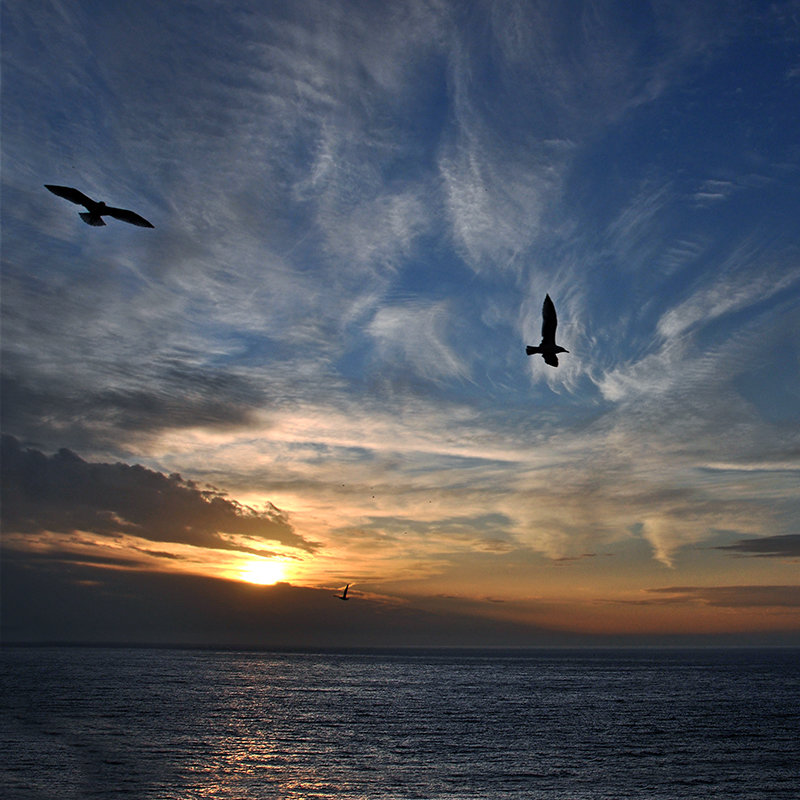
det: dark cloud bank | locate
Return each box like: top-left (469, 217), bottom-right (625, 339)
top-left (5, 559), bottom-right (798, 649)
top-left (0, 434), bottom-right (316, 554)
top-left (0, 559), bottom-right (569, 648)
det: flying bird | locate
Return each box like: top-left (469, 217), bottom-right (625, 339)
top-left (337, 584), bottom-right (350, 601)
top-left (45, 184), bottom-right (154, 228)
top-left (526, 294), bottom-right (569, 367)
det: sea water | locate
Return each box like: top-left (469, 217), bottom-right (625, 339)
top-left (1, 647), bottom-right (798, 799)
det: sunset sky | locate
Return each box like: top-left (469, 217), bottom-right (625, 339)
top-left (2, 0), bottom-right (799, 647)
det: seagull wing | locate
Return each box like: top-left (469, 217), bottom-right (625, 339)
top-left (105, 206), bottom-right (155, 228)
top-left (541, 294), bottom-right (558, 346)
top-left (342, 583), bottom-right (349, 599)
top-left (45, 184), bottom-right (95, 208)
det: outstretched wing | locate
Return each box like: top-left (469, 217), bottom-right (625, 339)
top-left (45, 184), bottom-right (94, 208)
top-left (541, 294), bottom-right (558, 345)
top-left (105, 206), bottom-right (155, 228)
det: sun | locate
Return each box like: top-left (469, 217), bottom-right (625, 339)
top-left (239, 559), bottom-right (287, 586)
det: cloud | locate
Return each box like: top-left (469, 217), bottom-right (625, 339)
top-left (604, 180), bottom-right (675, 273)
top-left (553, 553), bottom-right (597, 565)
top-left (486, 0), bottom-right (739, 128)
top-left (367, 300), bottom-right (471, 384)
top-left (436, 0), bottom-right (746, 274)
top-left (0, 367), bottom-right (266, 453)
top-left (639, 585), bottom-right (800, 609)
top-left (655, 245), bottom-right (800, 341)
top-left (0, 435), bottom-right (317, 554)
top-left (438, 133), bottom-right (561, 271)
top-left (0, 557), bottom-right (591, 648)
top-left (1, 0), bottom-right (459, 459)
top-left (692, 178), bottom-right (737, 206)
top-left (591, 239), bottom-right (800, 424)
top-left (716, 534), bottom-right (800, 559)
top-left (135, 378), bottom-right (796, 573)
top-left (342, 512), bottom-right (517, 556)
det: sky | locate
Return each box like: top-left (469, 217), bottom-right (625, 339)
top-left (2, 0), bottom-right (799, 648)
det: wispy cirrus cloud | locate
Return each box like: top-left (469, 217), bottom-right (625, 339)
top-left (655, 247), bottom-right (800, 341)
top-left (595, 250), bottom-right (800, 407)
top-left (692, 178), bottom-right (737, 207)
top-left (367, 300), bottom-right (471, 384)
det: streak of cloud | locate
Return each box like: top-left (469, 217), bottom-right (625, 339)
top-left (716, 534), bottom-right (800, 559)
top-left (638, 585), bottom-right (800, 609)
top-left (368, 300), bottom-right (472, 384)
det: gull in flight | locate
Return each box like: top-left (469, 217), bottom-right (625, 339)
top-left (526, 294), bottom-right (569, 367)
top-left (45, 184), bottom-right (155, 228)
top-left (337, 584), bottom-right (350, 601)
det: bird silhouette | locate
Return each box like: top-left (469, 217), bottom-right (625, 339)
top-left (526, 294), bottom-right (569, 367)
top-left (337, 584), bottom-right (350, 601)
top-left (45, 185), bottom-right (154, 228)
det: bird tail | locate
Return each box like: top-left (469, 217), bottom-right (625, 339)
top-left (525, 346), bottom-right (540, 356)
top-left (79, 212), bottom-right (106, 226)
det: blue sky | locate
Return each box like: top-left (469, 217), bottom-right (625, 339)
top-left (2, 0), bottom-right (799, 646)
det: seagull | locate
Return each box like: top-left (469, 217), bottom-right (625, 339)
top-left (45, 184), bottom-right (155, 228)
top-left (525, 294), bottom-right (569, 367)
top-left (337, 584), bottom-right (350, 601)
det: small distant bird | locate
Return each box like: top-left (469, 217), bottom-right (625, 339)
top-left (45, 184), bottom-right (154, 228)
top-left (526, 294), bottom-right (569, 367)
top-left (337, 584), bottom-right (350, 601)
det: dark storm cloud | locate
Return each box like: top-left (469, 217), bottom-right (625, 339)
top-left (0, 435), bottom-right (317, 554)
top-left (633, 585), bottom-right (800, 609)
top-left (715, 534), bottom-right (800, 559)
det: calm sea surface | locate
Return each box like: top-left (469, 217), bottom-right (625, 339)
top-left (1, 646), bottom-right (798, 799)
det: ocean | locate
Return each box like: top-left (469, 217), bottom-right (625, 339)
top-left (1, 646), bottom-right (798, 799)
